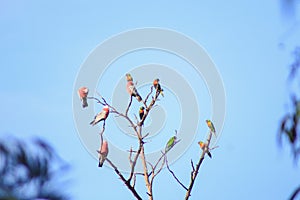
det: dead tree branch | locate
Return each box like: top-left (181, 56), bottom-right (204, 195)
top-left (106, 158), bottom-right (142, 200)
top-left (87, 96), bottom-right (106, 106)
top-left (85, 80), bottom-right (178, 200)
top-left (143, 86), bottom-right (154, 107)
top-left (289, 185), bottom-right (300, 200)
top-left (125, 96), bottom-right (133, 117)
top-left (98, 121), bottom-right (106, 147)
top-left (128, 143), bottom-right (143, 183)
top-left (184, 131), bottom-right (213, 200)
top-left (166, 157), bottom-right (188, 191)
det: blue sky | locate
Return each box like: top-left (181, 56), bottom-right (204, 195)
top-left (1, 1), bottom-right (300, 199)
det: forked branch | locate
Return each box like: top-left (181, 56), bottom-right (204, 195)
top-left (166, 157), bottom-right (188, 191)
top-left (106, 158), bottom-right (142, 200)
top-left (184, 131), bottom-right (213, 199)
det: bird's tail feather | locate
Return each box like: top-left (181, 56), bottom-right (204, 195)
top-left (82, 98), bottom-right (88, 108)
top-left (136, 94), bottom-right (142, 102)
top-left (207, 151), bottom-right (212, 158)
top-left (160, 91), bottom-right (164, 97)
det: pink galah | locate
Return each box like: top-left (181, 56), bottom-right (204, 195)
top-left (97, 140), bottom-right (109, 167)
top-left (78, 87), bottom-right (89, 108)
top-left (90, 105), bottom-right (109, 126)
top-left (126, 81), bottom-right (142, 102)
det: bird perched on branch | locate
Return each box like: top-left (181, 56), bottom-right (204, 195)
top-left (78, 87), bottom-right (89, 108)
top-left (126, 73), bottom-right (142, 102)
top-left (90, 105), bottom-right (109, 126)
top-left (139, 106), bottom-right (145, 126)
top-left (97, 140), bottom-right (108, 167)
top-left (153, 78), bottom-right (164, 97)
top-left (139, 106), bottom-right (145, 120)
top-left (206, 119), bottom-right (216, 137)
top-left (165, 136), bottom-right (177, 153)
top-left (198, 141), bottom-right (212, 158)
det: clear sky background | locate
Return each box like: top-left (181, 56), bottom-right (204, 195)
top-left (1, 1), bottom-right (300, 200)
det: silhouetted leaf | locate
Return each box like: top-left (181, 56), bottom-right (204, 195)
top-left (0, 136), bottom-right (70, 200)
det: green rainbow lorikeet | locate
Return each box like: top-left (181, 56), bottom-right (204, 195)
top-left (165, 136), bottom-right (177, 153)
top-left (206, 119), bottom-right (216, 137)
top-left (198, 141), bottom-right (212, 158)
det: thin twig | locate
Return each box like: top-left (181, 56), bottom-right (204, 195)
top-left (125, 96), bottom-right (133, 117)
top-left (142, 133), bottom-right (150, 140)
top-left (134, 114), bottom-right (139, 124)
top-left (184, 131), bottom-right (213, 200)
top-left (129, 147), bottom-right (133, 166)
top-left (210, 146), bottom-right (219, 151)
top-left (106, 158), bottom-right (142, 200)
top-left (88, 95), bottom-right (123, 121)
top-left (128, 143), bottom-right (143, 182)
top-left (97, 96), bottom-right (139, 138)
top-left (98, 121), bottom-right (106, 151)
top-left (139, 88), bottom-right (160, 127)
top-left (148, 161), bottom-right (155, 178)
top-left (152, 156), bottom-right (165, 180)
top-left (191, 160), bottom-right (195, 172)
top-left (127, 149), bottom-right (139, 153)
top-left (289, 185), bottom-right (300, 200)
top-left (148, 136), bottom-right (181, 177)
top-left (87, 96), bottom-right (105, 105)
top-left (134, 172), bottom-right (145, 176)
top-left (166, 157), bottom-right (188, 191)
top-left (144, 86), bottom-right (154, 107)
top-left (149, 151), bottom-right (166, 176)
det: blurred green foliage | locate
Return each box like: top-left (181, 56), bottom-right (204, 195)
top-left (0, 136), bottom-right (69, 200)
top-left (279, 47), bottom-right (300, 161)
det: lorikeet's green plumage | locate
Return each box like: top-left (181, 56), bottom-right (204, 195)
top-left (206, 119), bottom-right (216, 137)
top-left (165, 136), bottom-right (177, 153)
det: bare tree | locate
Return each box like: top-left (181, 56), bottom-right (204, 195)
top-left (80, 75), bottom-right (218, 200)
